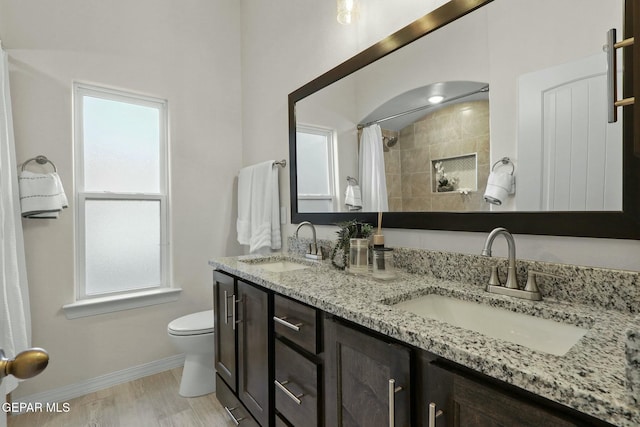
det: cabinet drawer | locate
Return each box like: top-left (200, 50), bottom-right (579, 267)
top-left (274, 294), bottom-right (318, 354)
top-left (275, 340), bottom-right (319, 427)
top-left (275, 414), bottom-right (290, 427)
top-left (213, 270), bottom-right (235, 286)
top-left (216, 374), bottom-right (259, 427)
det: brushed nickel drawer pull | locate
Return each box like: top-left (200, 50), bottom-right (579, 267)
top-left (224, 290), bottom-right (229, 325)
top-left (223, 406), bottom-right (245, 425)
top-left (388, 379), bottom-right (403, 427)
top-left (274, 379), bottom-right (304, 404)
top-left (273, 315), bottom-right (303, 331)
top-left (232, 294), bottom-right (237, 331)
top-left (428, 402), bottom-right (444, 427)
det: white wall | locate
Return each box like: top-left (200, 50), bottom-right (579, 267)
top-left (0, 0), bottom-right (242, 397)
top-left (241, 0), bottom-right (640, 272)
top-left (239, 0), bottom-right (448, 204)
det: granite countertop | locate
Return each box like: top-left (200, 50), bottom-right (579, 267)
top-left (209, 254), bottom-right (639, 427)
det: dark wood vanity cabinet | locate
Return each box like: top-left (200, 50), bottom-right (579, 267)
top-left (417, 352), bottom-right (606, 427)
top-left (213, 271), bottom-right (271, 426)
top-left (214, 271), bottom-right (615, 427)
top-left (217, 375), bottom-right (260, 427)
top-left (324, 316), bottom-right (411, 427)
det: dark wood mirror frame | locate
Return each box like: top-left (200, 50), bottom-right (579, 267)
top-left (289, 0), bottom-right (640, 239)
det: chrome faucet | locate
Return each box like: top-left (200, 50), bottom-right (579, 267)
top-left (481, 227), bottom-right (541, 301)
top-left (295, 221), bottom-right (323, 260)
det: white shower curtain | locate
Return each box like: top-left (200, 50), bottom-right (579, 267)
top-left (0, 44), bottom-right (31, 394)
top-left (359, 124), bottom-right (389, 212)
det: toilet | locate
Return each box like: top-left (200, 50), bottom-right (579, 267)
top-left (167, 310), bottom-right (216, 397)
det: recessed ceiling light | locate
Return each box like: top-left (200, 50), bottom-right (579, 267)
top-left (428, 95), bottom-right (444, 104)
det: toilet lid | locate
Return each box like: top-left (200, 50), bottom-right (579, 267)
top-left (168, 310), bottom-right (214, 336)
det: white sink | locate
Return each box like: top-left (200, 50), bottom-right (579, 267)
top-left (256, 260), bottom-right (311, 273)
top-left (239, 257), bottom-right (313, 273)
top-left (392, 294), bottom-right (589, 356)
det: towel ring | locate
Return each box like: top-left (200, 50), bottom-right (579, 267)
top-left (346, 176), bottom-right (359, 185)
top-left (491, 157), bottom-right (514, 175)
top-left (21, 155), bottom-right (57, 173)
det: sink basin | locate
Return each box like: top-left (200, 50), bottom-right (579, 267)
top-left (239, 257), bottom-right (313, 273)
top-left (256, 260), bottom-right (311, 273)
top-left (391, 294), bottom-right (588, 356)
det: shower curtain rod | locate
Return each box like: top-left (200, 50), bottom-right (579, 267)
top-left (357, 84), bottom-right (489, 129)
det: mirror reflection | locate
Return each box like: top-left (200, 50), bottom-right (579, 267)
top-left (294, 0), bottom-right (623, 213)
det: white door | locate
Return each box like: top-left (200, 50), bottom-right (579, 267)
top-left (1, 349), bottom-right (7, 427)
top-left (517, 53), bottom-right (623, 211)
top-left (1, 381), bottom-right (6, 427)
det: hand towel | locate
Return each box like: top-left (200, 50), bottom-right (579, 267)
top-left (345, 184), bottom-right (362, 210)
top-left (18, 171), bottom-right (68, 218)
top-left (236, 166), bottom-right (253, 246)
top-left (483, 171), bottom-right (514, 205)
top-left (236, 161), bottom-right (281, 253)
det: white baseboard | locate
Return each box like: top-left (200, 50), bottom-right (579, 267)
top-left (14, 354), bottom-right (185, 406)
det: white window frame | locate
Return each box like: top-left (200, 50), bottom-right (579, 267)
top-left (64, 83), bottom-right (179, 319)
top-left (296, 124), bottom-right (337, 210)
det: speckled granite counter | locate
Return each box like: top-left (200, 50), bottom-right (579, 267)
top-left (209, 253), bottom-right (640, 427)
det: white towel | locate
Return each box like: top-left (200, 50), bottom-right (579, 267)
top-left (345, 184), bottom-right (362, 210)
top-left (483, 171), bottom-right (514, 205)
top-left (236, 161), bottom-right (281, 253)
top-left (236, 166), bottom-right (252, 246)
top-left (18, 171), bottom-right (68, 218)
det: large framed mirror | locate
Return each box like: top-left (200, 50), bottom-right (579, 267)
top-left (289, 0), bottom-right (640, 238)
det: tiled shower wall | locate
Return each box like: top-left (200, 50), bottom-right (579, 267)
top-left (383, 100), bottom-right (490, 212)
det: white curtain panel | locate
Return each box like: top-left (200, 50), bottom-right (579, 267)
top-left (0, 45), bottom-right (32, 394)
top-left (358, 124), bottom-right (389, 212)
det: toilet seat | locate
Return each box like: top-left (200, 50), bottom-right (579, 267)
top-left (168, 310), bottom-right (214, 336)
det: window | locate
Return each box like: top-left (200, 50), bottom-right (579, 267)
top-left (296, 125), bottom-right (336, 212)
top-left (65, 83), bottom-right (178, 318)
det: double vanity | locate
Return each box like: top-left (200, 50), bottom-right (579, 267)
top-left (210, 242), bottom-right (640, 427)
top-left (213, 0), bottom-right (640, 424)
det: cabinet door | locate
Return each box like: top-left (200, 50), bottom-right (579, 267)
top-left (325, 317), bottom-right (411, 427)
top-left (214, 271), bottom-right (236, 391)
top-left (417, 353), bottom-right (450, 427)
top-left (217, 374), bottom-right (260, 427)
top-left (424, 362), bottom-right (580, 427)
top-left (237, 280), bottom-right (270, 427)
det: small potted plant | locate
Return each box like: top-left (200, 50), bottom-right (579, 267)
top-left (330, 220), bottom-right (373, 270)
top-left (435, 161), bottom-right (457, 192)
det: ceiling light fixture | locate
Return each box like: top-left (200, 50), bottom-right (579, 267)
top-left (428, 95), bottom-right (444, 104)
top-left (337, 0), bottom-right (360, 25)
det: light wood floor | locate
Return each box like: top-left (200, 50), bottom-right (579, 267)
top-left (8, 368), bottom-right (232, 427)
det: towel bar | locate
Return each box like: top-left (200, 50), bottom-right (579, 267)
top-left (22, 155), bottom-right (57, 173)
top-left (491, 157), bottom-right (514, 175)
